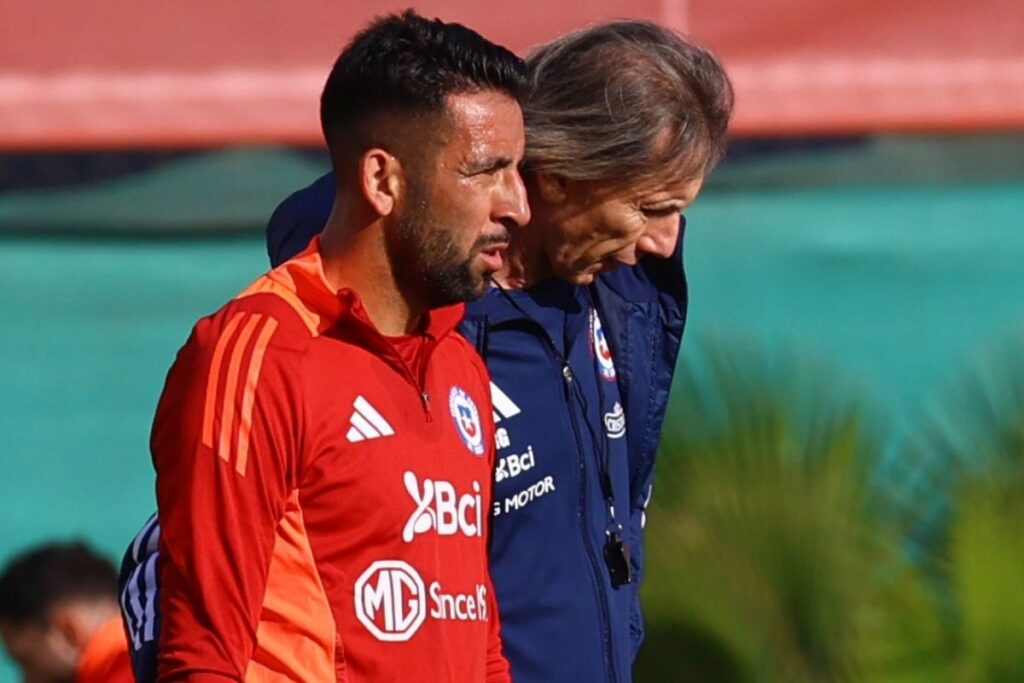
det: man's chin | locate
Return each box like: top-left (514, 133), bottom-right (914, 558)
top-left (430, 273), bottom-right (490, 307)
top-left (580, 260), bottom-right (627, 284)
top-left (558, 258), bottom-right (615, 286)
top-left (563, 268), bottom-right (598, 287)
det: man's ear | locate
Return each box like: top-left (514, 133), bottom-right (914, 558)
top-left (534, 170), bottom-right (570, 205)
top-left (358, 148), bottom-right (404, 218)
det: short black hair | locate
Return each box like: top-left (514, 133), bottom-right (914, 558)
top-left (0, 542), bottom-right (118, 626)
top-left (320, 9), bottom-right (527, 162)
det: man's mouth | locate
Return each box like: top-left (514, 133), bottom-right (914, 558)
top-left (478, 242), bottom-right (509, 271)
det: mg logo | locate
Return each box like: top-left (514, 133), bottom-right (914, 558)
top-left (354, 560), bottom-right (426, 641)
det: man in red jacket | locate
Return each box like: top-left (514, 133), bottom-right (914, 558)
top-left (149, 11), bottom-right (529, 682)
top-left (0, 542), bottom-right (134, 683)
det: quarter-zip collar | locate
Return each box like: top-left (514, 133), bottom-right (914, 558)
top-left (263, 235), bottom-right (464, 388)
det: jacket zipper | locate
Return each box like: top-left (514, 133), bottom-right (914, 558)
top-left (418, 389), bottom-right (432, 420)
top-left (391, 345), bottom-right (432, 421)
top-left (562, 364), bottom-right (617, 683)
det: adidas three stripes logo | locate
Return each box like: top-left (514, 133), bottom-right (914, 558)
top-left (346, 395), bottom-right (395, 442)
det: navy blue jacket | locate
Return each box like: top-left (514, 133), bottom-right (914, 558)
top-left (267, 174), bottom-right (687, 681)
top-left (121, 173), bottom-right (686, 683)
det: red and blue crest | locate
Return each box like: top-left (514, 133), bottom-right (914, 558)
top-left (449, 386), bottom-right (485, 455)
top-left (590, 309), bottom-right (617, 381)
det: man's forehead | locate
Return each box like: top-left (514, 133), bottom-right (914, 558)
top-left (445, 90), bottom-right (521, 122)
top-left (441, 91), bottom-right (524, 148)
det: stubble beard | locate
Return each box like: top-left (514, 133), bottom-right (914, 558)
top-left (384, 191), bottom-right (488, 310)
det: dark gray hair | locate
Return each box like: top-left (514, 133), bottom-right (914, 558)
top-left (523, 21), bottom-right (733, 188)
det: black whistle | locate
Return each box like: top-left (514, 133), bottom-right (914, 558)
top-left (604, 531), bottom-right (632, 586)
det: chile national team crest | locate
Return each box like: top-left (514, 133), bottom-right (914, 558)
top-left (449, 386), bottom-right (485, 455)
top-left (590, 308), bottom-right (617, 381)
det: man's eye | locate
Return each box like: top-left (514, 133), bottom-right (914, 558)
top-left (466, 159), bottom-right (511, 176)
top-left (641, 207), bottom-right (680, 218)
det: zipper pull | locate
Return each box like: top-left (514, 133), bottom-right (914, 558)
top-left (420, 390), bottom-right (432, 420)
top-left (561, 364), bottom-right (573, 400)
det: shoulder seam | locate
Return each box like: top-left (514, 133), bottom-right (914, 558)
top-left (235, 274), bottom-right (323, 336)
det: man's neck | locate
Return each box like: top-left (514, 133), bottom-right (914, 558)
top-left (318, 212), bottom-right (426, 336)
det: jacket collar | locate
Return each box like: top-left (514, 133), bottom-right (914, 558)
top-left (268, 236), bottom-right (464, 381)
top-left (466, 277), bottom-right (584, 327)
top-left (464, 278), bottom-right (592, 360)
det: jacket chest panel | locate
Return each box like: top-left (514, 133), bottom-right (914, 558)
top-left (297, 342), bottom-right (493, 570)
top-left (486, 330), bottom-right (585, 518)
top-left (485, 318), bottom-right (631, 526)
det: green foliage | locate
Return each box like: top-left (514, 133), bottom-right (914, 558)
top-left (633, 335), bottom-right (1024, 681)
top-left (911, 337), bottom-right (1024, 682)
top-left (636, 339), bottom-right (950, 682)
top-left (949, 473), bottom-right (1024, 682)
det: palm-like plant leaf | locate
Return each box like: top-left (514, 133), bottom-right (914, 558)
top-left (908, 335), bottom-right (1024, 682)
top-left (636, 338), bottom-right (948, 683)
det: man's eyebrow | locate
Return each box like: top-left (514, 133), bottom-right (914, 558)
top-left (463, 155), bottom-right (514, 174)
top-left (644, 200), bottom-right (687, 210)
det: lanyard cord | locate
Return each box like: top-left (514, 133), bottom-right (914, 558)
top-left (489, 279), bottom-right (623, 533)
top-left (583, 285), bottom-right (620, 528)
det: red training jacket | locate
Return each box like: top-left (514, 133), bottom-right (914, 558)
top-left (152, 238), bottom-right (508, 682)
top-left (75, 616), bottom-right (134, 683)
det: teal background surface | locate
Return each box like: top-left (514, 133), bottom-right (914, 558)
top-left (2, 137), bottom-right (1023, 679)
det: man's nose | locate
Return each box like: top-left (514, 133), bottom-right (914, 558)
top-left (495, 169), bottom-right (531, 228)
top-left (637, 214), bottom-right (683, 259)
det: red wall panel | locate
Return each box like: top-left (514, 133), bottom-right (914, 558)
top-left (1, 0), bottom-right (1020, 148)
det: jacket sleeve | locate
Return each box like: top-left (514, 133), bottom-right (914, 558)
top-left (484, 439), bottom-right (510, 683)
top-left (473, 359), bottom-right (511, 683)
top-left (626, 216), bottom-right (689, 661)
top-left (627, 483), bottom-right (653, 661)
top-left (152, 309), bottom-right (300, 681)
top-left (485, 575), bottom-right (511, 683)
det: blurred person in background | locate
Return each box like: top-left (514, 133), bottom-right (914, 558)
top-left (132, 10), bottom-right (528, 682)
top-left (0, 542), bottom-right (133, 683)
top-left (122, 19), bottom-right (732, 683)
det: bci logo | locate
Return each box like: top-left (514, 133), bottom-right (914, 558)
top-left (495, 446), bottom-right (536, 482)
top-left (403, 471), bottom-right (483, 542)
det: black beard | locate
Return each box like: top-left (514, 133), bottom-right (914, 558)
top-left (404, 218), bottom-right (484, 307)
top-left (385, 215), bottom-right (486, 310)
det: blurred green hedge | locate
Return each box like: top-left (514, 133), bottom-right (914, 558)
top-left (635, 339), bottom-right (1024, 682)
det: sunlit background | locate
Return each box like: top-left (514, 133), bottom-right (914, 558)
top-left (2, 1), bottom-right (1023, 680)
